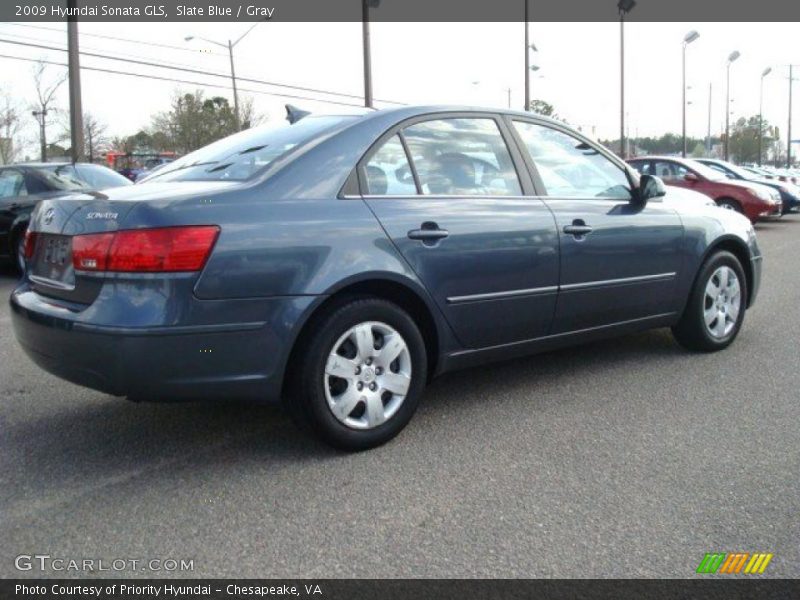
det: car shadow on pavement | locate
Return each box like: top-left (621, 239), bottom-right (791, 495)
top-left (0, 265), bottom-right (688, 520)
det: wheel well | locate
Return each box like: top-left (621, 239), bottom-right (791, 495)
top-left (283, 279), bottom-right (441, 394)
top-left (706, 238), bottom-right (754, 306)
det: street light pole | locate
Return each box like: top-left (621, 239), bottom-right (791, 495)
top-left (227, 40), bottom-right (240, 129)
top-left (789, 64), bottom-right (794, 168)
top-left (682, 30), bottom-right (700, 158)
top-left (32, 110), bottom-right (47, 162)
top-left (617, 0), bottom-right (636, 159)
top-left (758, 67), bottom-right (772, 166)
top-left (724, 50), bottom-right (740, 162)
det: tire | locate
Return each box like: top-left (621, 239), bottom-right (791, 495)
top-left (672, 250), bottom-right (747, 352)
top-left (288, 297), bottom-right (428, 451)
top-left (717, 198), bottom-right (743, 214)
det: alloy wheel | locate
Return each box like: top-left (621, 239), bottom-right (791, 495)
top-left (703, 266), bottom-right (741, 339)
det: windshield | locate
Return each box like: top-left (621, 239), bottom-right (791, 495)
top-left (712, 161), bottom-right (758, 180)
top-left (143, 116), bottom-right (354, 183)
top-left (684, 159), bottom-right (726, 181)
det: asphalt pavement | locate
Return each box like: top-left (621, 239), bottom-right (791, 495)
top-left (1, 216), bottom-right (798, 578)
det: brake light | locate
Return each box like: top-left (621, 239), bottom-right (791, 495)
top-left (23, 230), bottom-right (38, 259)
top-left (72, 226), bottom-right (220, 272)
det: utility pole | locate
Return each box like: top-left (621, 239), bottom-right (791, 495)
top-left (362, 0), bottom-right (378, 108)
top-left (67, 0), bottom-right (84, 163)
top-left (706, 83), bottom-right (712, 154)
top-left (524, 0), bottom-right (530, 111)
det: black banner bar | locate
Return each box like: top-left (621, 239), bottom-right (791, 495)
top-left (4, 0), bottom-right (800, 23)
top-left (3, 579), bottom-right (800, 600)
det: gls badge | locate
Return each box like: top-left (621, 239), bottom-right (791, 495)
top-left (86, 212), bottom-right (119, 220)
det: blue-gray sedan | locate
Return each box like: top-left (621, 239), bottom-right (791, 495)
top-left (10, 106), bottom-right (762, 449)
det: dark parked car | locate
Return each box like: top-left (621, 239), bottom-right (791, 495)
top-left (695, 158), bottom-right (800, 214)
top-left (0, 163), bottom-right (131, 272)
top-left (627, 156), bottom-right (782, 222)
top-left (11, 107), bottom-right (762, 450)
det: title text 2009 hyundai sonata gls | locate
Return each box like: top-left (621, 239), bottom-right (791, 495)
top-left (10, 107), bottom-right (762, 450)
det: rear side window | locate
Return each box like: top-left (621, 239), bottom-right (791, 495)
top-left (364, 134), bottom-right (416, 195)
top-left (402, 118), bottom-right (521, 196)
top-left (513, 121), bottom-right (632, 199)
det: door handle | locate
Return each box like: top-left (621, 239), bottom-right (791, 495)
top-left (408, 222), bottom-right (449, 245)
top-left (563, 221), bottom-right (593, 239)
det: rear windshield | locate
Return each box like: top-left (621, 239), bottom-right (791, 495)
top-left (142, 116), bottom-right (354, 183)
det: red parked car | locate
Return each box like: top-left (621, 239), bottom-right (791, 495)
top-left (627, 156), bottom-right (782, 223)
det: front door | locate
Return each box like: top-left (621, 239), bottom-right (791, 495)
top-left (509, 119), bottom-right (684, 334)
top-left (360, 116), bottom-right (559, 349)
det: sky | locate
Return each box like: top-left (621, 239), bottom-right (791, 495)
top-left (0, 21), bottom-right (798, 157)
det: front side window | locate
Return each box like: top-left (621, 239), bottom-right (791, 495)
top-left (652, 161), bottom-right (690, 183)
top-left (363, 134), bottom-right (416, 195)
top-left (401, 118), bottom-right (521, 196)
top-left (513, 121), bottom-right (632, 199)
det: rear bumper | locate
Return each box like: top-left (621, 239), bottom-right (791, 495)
top-left (10, 284), bottom-right (316, 402)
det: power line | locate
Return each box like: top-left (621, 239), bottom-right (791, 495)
top-left (2, 22), bottom-right (229, 57)
top-left (0, 52), bottom-right (370, 108)
top-left (0, 29), bottom-right (232, 76)
top-left (0, 27), bottom-right (405, 105)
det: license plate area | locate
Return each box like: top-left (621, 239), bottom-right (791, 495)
top-left (31, 234), bottom-right (76, 289)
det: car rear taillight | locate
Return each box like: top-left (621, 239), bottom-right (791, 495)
top-left (72, 226), bottom-right (220, 273)
top-left (23, 230), bottom-right (38, 259)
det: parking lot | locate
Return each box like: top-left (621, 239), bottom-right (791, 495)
top-left (1, 215), bottom-right (798, 579)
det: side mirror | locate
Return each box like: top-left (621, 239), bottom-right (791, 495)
top-left (637, 174), bottom-right (667, 204)
top-left (684, 172), bottom-right (700, 182)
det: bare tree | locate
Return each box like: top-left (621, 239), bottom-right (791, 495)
top-left (0, 93), bottom-right (23, 164)
top-left (31, 61), bottom-right (67, 162)
top-left (83, 113), bottom-right (109, 162)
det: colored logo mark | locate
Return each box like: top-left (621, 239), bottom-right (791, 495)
top-left (696, 552), bottom-right (773, 574)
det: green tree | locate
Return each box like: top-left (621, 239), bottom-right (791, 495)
top-left (151, 91), bottom-right (261, 154)
top-left (528, 99), bottom-right (558, 118)
top-left (729, 115), bottom-right (773, 164)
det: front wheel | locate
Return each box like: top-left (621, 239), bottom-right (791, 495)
top-left (672, 250), bottom-right (747, 352)
top-left (289, 298), bottom-right (428, 451)
top-left (717, 198), bottom-right (743, 214)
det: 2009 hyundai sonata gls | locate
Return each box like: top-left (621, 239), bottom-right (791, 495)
top-left (11, 106), bottom-right (762, 450)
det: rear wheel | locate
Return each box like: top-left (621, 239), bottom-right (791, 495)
top-left (672, 250), bottom-right (747, 352)
top-left (717, 198), bottom-right (742, 214)
top-left (289, 297), bottom-right (427, 450)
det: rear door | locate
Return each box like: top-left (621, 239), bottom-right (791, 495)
top-left (360, 114), bottom-right (559, 349)
top-left (509, 119), bottom-right (684, 333)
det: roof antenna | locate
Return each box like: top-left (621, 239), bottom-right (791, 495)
top-left (285, 104), bottom-right (311, 124)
